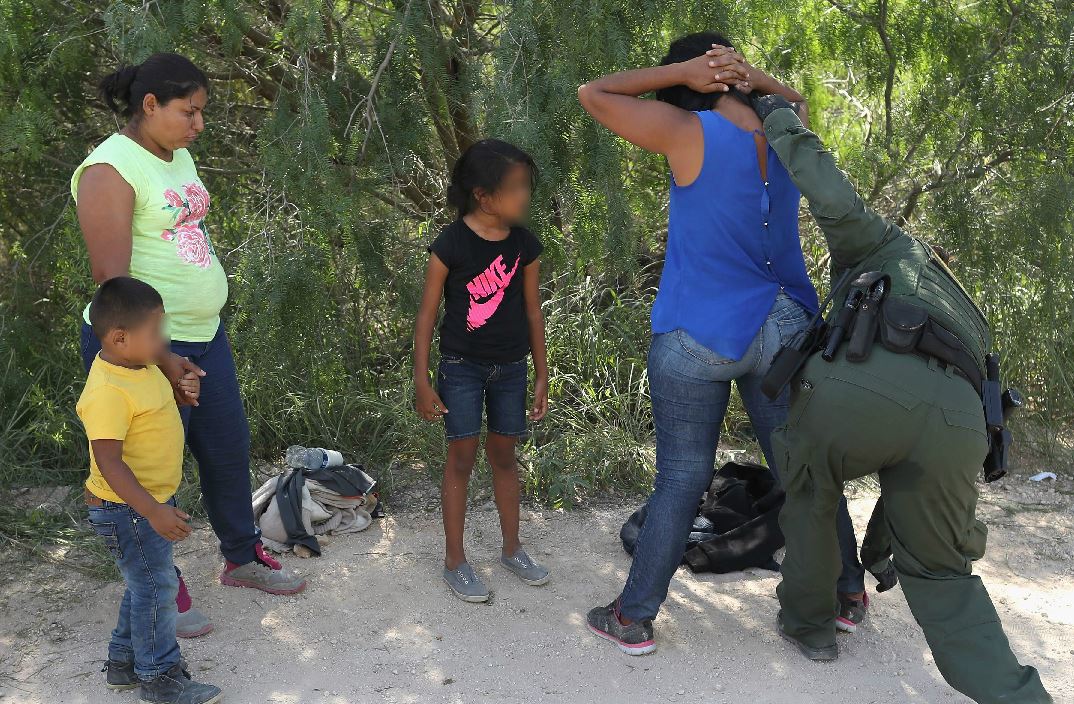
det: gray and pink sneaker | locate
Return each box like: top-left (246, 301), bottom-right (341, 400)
top-left (835, 592), bottom-right (869, 633)
top-left (586, 600), bottom-right (656, 655)
top-left (219, 543), bottom-right (307, 596)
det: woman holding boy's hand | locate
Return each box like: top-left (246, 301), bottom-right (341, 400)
top-left (73, 53), bottom-right (307, 640)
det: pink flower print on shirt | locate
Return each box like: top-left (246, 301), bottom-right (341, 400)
top-left (465, 254), bottom-right (520, 331)
top-left (182, 183), bottom-right (209, 221)
top-left (174, 224), bottom-right (212, 269)
top-left (163, 189), bottom-right (185, 209)
top-left (160, 182), bottom-right (215, 266)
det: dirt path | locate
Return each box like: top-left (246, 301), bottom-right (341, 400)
top-left (1, 479), bottom-right (1071, 704)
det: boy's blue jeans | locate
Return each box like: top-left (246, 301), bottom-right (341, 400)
top-left (81, 322), bottom-right (259, 565)
top-left (619, 294), bottom-right (866, 622)
top-left (88, 498), bottom-right (181, 679)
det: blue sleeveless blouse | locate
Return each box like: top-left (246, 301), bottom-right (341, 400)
top-left (651, 110), bottom-right (819, 360)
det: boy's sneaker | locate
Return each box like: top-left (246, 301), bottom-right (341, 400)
top-left (443, 562), bottom-right (490, 603)
top-left (139, 663), bottom-right (221, 704)
top-left (176, 607), bottom-right (213, 639)
top-left (500, 548), bottom-right (550, 586)
top-left (835, 592), bottom-right (869, 633)
top-left (104, 659), bottom-right (140, 691)
top-left (777, 611), bottom-right (838, 661)
top-left (105, 658), bottom-right (189, 691)
top-left (586, 600), bottom-right (656, 655)
top-left (220, 544), bottom-right (306, 595)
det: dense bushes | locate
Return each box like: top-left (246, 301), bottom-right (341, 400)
top-left (1, 1), bottom-right (1071, 507)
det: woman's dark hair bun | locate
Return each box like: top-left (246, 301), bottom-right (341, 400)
top-left (447, 139), bottom-right (537, 218)
top-left (98, 65), bottom-right (140, 115)
top-left (656, 32), bottom-right (751, 112)
top-left (97, 53), bottom-right (209, 119)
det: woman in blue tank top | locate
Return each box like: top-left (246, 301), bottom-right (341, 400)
top-left (577, 33), bottom-right (868, 654)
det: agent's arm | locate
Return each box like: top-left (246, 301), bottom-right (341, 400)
top-left (759, 101), bottom-right (895, 268)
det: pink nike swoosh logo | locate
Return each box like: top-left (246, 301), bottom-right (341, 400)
top-left (466, 254), bottom-right (520, 331)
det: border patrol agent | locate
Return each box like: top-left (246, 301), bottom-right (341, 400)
top-left (751, 95), bottom-right (1053, 704)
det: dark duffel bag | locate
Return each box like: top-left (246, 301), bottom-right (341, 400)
top-left (619, 461), bottom-right (784, 574)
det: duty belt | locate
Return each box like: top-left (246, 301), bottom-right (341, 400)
top-left (758, 269), bottom-right (1019, 483)
top-left (820, 272), bottom-right (1020, 483)
top-left (819, 272), bottom-right (983, 394)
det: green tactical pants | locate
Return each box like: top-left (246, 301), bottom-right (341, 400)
top-left (772, 345), bottom-right (1052, 703)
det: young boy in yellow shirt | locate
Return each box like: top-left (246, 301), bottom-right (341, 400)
top-left (78, 277), bottom-right (222, 704)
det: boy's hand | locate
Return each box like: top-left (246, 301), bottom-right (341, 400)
top-left (415, 380), bottom-right (449, 422)
top-left (147, 503), bottom-right (193, 542)
top-left (177, 370), bottom-right (200, 402)
top-left (530, 376), bottom-right (549, 421)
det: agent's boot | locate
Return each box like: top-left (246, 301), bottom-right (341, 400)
top-left (777, 611), bottom-right (838, 662)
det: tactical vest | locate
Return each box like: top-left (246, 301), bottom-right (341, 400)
top-left (834, 228), bottom-right (991, 370)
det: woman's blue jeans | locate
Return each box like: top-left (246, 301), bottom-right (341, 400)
top-left (619, 294), bottom-right (866, 621)
top-left (81, 322), bottom-right (259, 565)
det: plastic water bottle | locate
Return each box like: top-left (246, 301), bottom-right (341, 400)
top-left (285, 445), bottom-right (344, 470)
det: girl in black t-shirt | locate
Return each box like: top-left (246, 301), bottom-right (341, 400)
top-left (413, 139), bottom-right (550, 602)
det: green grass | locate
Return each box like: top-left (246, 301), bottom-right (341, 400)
top-left (0, 501), bottom-right (117, 580)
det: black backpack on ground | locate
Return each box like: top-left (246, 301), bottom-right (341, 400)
top-left (619, 460), bottom-right (785, 574)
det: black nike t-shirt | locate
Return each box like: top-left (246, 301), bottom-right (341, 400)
top-left (428, 219), bottom-right (543, 363)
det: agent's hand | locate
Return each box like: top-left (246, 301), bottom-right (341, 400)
top-left (415, 380), bottom-right (449, 422)
top-left (147, 503), bottom-right (193, 542)
top-left (530, 376), bottom-right (549, 421)
top-left (679, 46), bottom-right (750, 94)
top-left (160, 353), bottom-right (205, 407)
top-left (749, 93), bottom-right (798, 122)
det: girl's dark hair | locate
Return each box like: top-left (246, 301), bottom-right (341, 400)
top-left (656, 32), bottom-right (751, 112)
top-left (98, 53), bottom-right (209, 119)
top-left (447, 139), bottom-right (537, 218)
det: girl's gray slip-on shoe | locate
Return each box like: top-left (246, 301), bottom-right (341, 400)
top-left (443, 562), bottom-right (490, 602)
top-left (500, 548), bottom-right (551, 586)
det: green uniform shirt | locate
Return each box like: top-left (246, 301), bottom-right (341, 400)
top-left (762, 109), bottom-right (991, 369)
top-left (72, 134), bottom-right (229, 342)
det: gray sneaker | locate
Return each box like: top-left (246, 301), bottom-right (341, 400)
top-left (500, 548), bottom-right (550, 586)
top-left (220, 560), bottom-right (306, 595)
top-left (442, 562), bottom-right (489, 603)
top-left (176, 607), bottom-right (213, 639)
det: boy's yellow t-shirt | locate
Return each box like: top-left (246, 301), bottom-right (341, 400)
top-left (76, 355), bottom-right (185, 503)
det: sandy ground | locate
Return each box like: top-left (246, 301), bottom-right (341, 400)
top-left (1, 474), bottom-right (1072, 704)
